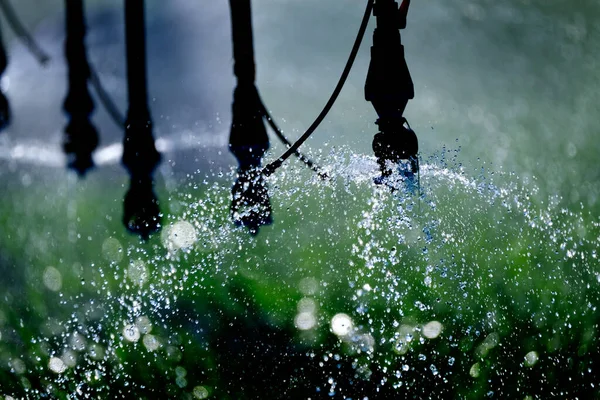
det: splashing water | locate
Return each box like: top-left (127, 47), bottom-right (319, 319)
top-left (0, 146), bottom-right (599, 399)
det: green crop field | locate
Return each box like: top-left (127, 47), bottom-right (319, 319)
top-left (1, 151), bottom-right (600, 399)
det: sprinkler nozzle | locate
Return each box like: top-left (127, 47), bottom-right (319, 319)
top-left (63, 117), bottom-right (99, 176)
top-left (123, 176), bottom-right (161, 240)
top-left (0, 91), bottom-right (10, 131)
top-left (372, 118), bottom-right (418, 185)
top-left (230, 166), bottom-right (272, 236)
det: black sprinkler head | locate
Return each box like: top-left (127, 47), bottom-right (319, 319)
top-left (372, 121), bottom-right (418, 163)
top-left (0, 91), bottom-right (10, 131)
top-left (372, 119), bottom-right (418, 185)
top-left (123, 177), bottom-right (162, 240)
top-left (63, 117), bottom-right (99, 176)
top-left (230, 166), bottom-right (273, 236)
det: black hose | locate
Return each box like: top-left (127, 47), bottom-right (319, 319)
top-left (262, 0), bottom-right (374, 176)
top-left (259, 97), bottom-right (327, 178)
top-left (0, 0), bottom-right (50, 65)
top-left (89, 67), bottom-right (126, 128)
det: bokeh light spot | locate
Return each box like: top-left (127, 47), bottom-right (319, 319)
top-left (524, 351), bottom-right (539, 367)
top-left (193, 386), bottom-right (210, 399)
top-left (48, 357), bottom-right (67, 374)
top-left (135, 316), bottom-right (152, 334)
top-left (43, 266), bottom-right (62, 292)
top-left (102, 237), bottom-right (123, 263)
top-left (331, 313), bottom-right (353, 336)
top-left (295, 312), bottom-right (317, 331)
top-left (123, 324), bottom-right (141, 342)
top-left (297, 297), bottom-right (317, 314)
top-left (470, 363), bottom-right (481, 378)
top-left (422, 321), bottom-right (443, 339)
top-left (127, 260), bottom-right (149, 286)
top-left (163, 220), bottom-right (198, 250)
top-left (143, 334), bottom-right (160, 351)
top-left (298, 277), bottom-right (319, 296)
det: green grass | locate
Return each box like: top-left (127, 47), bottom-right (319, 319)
top-left (1, 154), bottom-right (600, 399)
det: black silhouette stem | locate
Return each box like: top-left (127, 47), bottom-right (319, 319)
top-left (63, 0), bottom-right (99, 175)
top-left (0, 17), bottom-right (9, 130)
top-left (228, 0), bottom-right (272, 234)
top-left (125, 0), bottom-right (149, 119)
top-left (122, 0), bottom-right (161, 239)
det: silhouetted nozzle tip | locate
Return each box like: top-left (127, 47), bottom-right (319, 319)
top-left (230, 167), bottom-right (273, 235)
top-left (373, 119), bottom-right (418, 184)
top-left (0, 92), bottom-right (10, 131)
top-left (66, 154), bottom-right (95, 177)
top-left (261, 162), bottom-right (276, 177)
top-left (64, 118), bottom-right (100, 176)
top-left (123, 178), bottom-right (162, 240)
top-left (317, 170), bottom-right (330, 180)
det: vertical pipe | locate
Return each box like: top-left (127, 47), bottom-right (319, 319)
top-left (122, 0), bottom-right (161, 239)
top-left (125, 0), bottom-right (149, 120)
top-left (63, 0), bottom-right (98, 175)
top-left (0, 18), bottom-right (10, 130)
top-left (229, 0), bottom-right (256, 85)
top-left (228, 0), bottom-right (272, 234)
top-left (228, 0), bottom-right (268, 164)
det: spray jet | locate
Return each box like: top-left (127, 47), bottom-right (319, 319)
top-left (365, 0), bottom-right (418, 188)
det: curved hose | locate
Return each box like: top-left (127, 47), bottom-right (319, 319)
top-left (89, 67), bottom-right (126, 128)
top-left (0, 0), bottom-right (50, 65)
top-left (259, 97), bottom-right (327, 178)
top-left (262, 0), bottom-right (374, 176)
